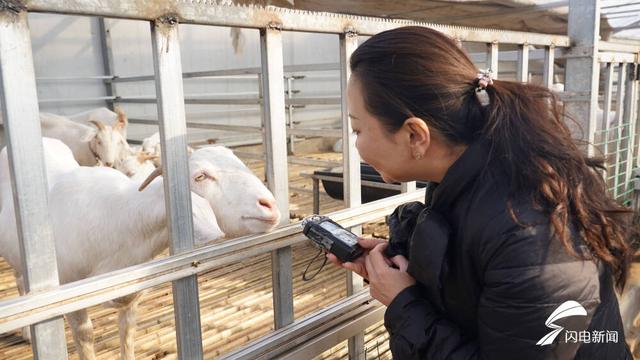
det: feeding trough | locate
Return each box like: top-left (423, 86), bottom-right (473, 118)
top-left (313, 163), bottom-right (429, 203)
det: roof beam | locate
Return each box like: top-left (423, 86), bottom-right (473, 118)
top-left (428, 0), bottom-right (569, 23)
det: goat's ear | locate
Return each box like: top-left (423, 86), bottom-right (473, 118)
top-left (138, 166), bottom-right (163, 191)
top-left (137, 151), bottom-right (159, 163)
top-left (89, 120), bottom-right (106, 131)
top-left (113, 109), bottom-right (128, 132)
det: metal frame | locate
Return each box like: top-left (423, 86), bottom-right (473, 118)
top-left (0, 190), bottom-right (426, 333)
top-left (338, 29), bottom-right (366, 359)
top-left (564, 0), bottom-right (601, 156)
top-left (150, 15), bottom-right (204, 358)
top-left (259, 24), bottom-right (295, 330)
top-left (1, 1), bottom-right (638, 359)
top-left (0, 6), bottom-right (69, 359)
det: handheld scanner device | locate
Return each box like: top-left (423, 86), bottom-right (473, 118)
top-left (301, 215), bottom-right (363, 262)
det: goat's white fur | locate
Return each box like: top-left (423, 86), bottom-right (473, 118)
top-left (40, 110), bottom-right (129, 167)
top-left (115, 145), bottom-right (158, 182)
top-left (141, 132), bottom-right (193, 168)
top-left (620, 275), bottom-right (640, 357)
top-left (0, 138), bottom-right (224, 360)
top-left (140, 145), bottom-right (282, 238)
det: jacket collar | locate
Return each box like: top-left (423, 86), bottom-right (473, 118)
top-left (426, 139), bottom-right (493, 213)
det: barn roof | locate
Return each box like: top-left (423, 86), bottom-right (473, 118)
top-left (250, 0), bottom-right (640, 41)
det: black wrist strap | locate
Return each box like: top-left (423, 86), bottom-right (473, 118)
top-left (302, 248), bottom-right (328, 281)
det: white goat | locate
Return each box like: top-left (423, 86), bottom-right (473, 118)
top-left (40, 111), bottom-right (129, 167)
top-left (114, 145), bottom-right (158, 182)
top-left (69, 107), bottom-right (129, 140)
top-left (0, 138), bottom-right (224, 360)
top-left (619, 268), bottom-right (640, 358)
top-left (140, 145), bottom-right (281, 238)
top-left (141, 131), bottom-right (194, 168)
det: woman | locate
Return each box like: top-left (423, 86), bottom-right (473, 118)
top-left (326, 26), bottom-right (635, 359)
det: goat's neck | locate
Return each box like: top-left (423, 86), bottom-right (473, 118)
top-left (129, 179), bottom-right (170, 258)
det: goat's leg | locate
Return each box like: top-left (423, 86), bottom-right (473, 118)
top-left (620, 282), bottom-right (640, 357)
top-left (116, 293), bottom-right (142, 360)
top-left (15, 274), bottom-right (31, 343)
top-left (66, 309), bottom-right (96, 360)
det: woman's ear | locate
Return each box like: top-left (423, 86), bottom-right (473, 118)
top-left (402, 117), bottom-right (430, 158)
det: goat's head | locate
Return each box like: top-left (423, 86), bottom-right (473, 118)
top-left (115, 151), bottom-right (158, 181)
top-left (138, 146), bottom-right (281, 238)
top-left (87, 112), bottom-right (128, 168)
top-left (191, 192), bottom-right (225, 244)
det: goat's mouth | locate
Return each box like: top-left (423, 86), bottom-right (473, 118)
top-left (241, 216), bottom-right (279, 225)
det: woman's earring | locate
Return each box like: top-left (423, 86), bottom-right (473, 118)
top-left (414, 152), bottom-right (423, 160)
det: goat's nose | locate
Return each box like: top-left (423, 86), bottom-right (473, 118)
top-left (258, 198), bottom-right (276, 212)
top-left (105, 162), bottom-right (113, 167)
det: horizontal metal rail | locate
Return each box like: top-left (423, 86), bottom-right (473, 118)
top-left (234, 151), bottom-right (342, 168)
top-left (220, 289), bottom-right (384, 359)
top-left (0, 189), bottom-right (424, 334)
top-left (129, 118), bottom-right (342, 138)
top-left (36, 75), bottom-right (113, 81)
top-left (129, 118), bottom-right (262, 133)
top-left (117, 96), bottom-right (340, 106)
top-left (300, 172), bottom-right (410, 191)
top-left (279, 307), bottom-right (384, 359)
top-left (38, 95), bottom-right (117, 104)
top-left (599, 40), bottom-right (640, 54)
top-left (27, 1), bottom-right (570, 46)
top-left (113, 63), bottom-right (340, 83)
top-left (598, 52), bottom-right (639, 63)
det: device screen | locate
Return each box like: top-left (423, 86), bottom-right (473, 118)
top-left (320, 221), bottom-right (359, 246)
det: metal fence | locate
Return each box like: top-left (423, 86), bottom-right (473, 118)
top-left (593, 54), bottom-right (640, 205)
top-left (0, 0), bottom-right (637, 359)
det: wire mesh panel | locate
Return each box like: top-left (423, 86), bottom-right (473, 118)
top-left (595, 61), bottom-right (640, 206)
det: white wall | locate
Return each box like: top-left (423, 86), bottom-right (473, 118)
top-left (1, 13), bottom-right (343, 147)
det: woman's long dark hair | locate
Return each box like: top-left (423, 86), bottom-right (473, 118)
top-left (350, 26), bottom-right (634, 292)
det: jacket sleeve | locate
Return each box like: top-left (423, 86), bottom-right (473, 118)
top-left (383, 221), bottom-right (602, 360)
top-left (384, 284), bottom-right (481, 359)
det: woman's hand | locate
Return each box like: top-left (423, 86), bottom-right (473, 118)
top-left (325, 237), bottom-right (388, 280)
top-left (365, 243), bottom-right (416, 306)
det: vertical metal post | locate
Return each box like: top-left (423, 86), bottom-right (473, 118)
top-left (613, 63), bottom-right (627, 199)
top-left (401, 182), bottom-right (416, 193)
top-left (564, 0), bottom-right (600, 156)
top-left (0, 7), bottom-right (68, 359)
top-left (260, 24), bottom-right (294, 329)
top-left (97, 17), bottom-right (117, 110)
top-left (635, 62), bottom-right (640, 170)
top-left (543, 45), bottom-right (555, 88)
top-left (486, 42), bottom-right (499, 79)
top-left (623, 63), bottom-right (638, 198)
top-left (286, 76), bottom-right (295, 154)
top-left (602, 62), bottom-right (614, 167)
top-left (516, 44), bottom-right (529, 83)
top-left (150, 16), bottom-right (203, 359)
top-left (339, 30), bottom-right (365, 360)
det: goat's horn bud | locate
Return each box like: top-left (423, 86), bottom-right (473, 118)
top-left (88, 120), bottom-right (106, 131)
top-left (138, 167), bottom-right (163, 191)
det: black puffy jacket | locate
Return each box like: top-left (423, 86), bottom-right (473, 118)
top-left (383, 139), bottom-right (633, 359)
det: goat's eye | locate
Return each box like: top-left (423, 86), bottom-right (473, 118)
top-left (194, 173), bottom-right (207, 182)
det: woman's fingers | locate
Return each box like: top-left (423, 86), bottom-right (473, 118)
top-left (368, 243), bottom-right (390, 269)
top-left (357, 237), bottom-right (387, 250)
top-left (327, 252), bottom-right (369, 280)
top-left (390, 255), bottom-right (410, 272)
